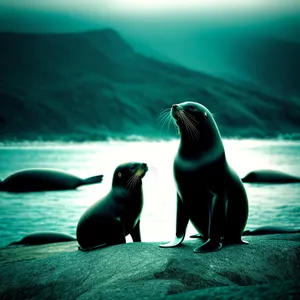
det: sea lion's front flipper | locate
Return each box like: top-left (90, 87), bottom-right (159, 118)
top-left (194, 192), bottom-right (224, 253)
top-left (130, 220), bottom-right (141, 242)
top-left (107, 218), bottom-right (127, 246)
top-left (78, 243), bottom-right (107, 252)
top-left (160, 194), bottom-right (189, 248)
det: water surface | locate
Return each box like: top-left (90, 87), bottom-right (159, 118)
top-left (0, 139), bottom-right (299, 247)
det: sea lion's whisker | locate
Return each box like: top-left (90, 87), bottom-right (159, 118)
top-left (180, 112), bottom-right (200, 140)
top-left (183, 110), bottom-right (198, 120)
top-left (178, 112), bottom-right (193, 140)
top-left (157, 113), bottom-right (170, 127)
top-left (159, 113), bottom-right (173, 132)
top-left (157, 110), bottom-right (171, 124)
top-left (157, 110), bottom-right (170, 121)
top-left (183, 113), bottom-right (200, 139)
top-left (183, 115), bottom-right (200, 139)
top-left (159, 108), bottom-right (171, 116)
top-left (127, 174), bottom-right (140, 190)
top-left (157, 111), bottom-right (170, 122)
top-left (126, 175), bottom-right (136, 189)
top-left (167, 115), bottom-right (173, 132)
top-left (184, 111), bottom-right (199, 124)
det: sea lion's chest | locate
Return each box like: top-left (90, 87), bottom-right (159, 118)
top-left (174, 154), bottom-right (225, 204)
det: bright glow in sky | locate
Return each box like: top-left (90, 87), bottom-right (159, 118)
top-left (2, 0), bottom-right (300, 14)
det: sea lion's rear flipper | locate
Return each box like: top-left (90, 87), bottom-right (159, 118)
top-left (194, 238), bottom-right (223, 253)
top-left (189, 233), bottom-right (206, 240)
top-left (82, 175), bottom-right (104, 186)
top-left (223, 237), bottom-right (249, 246)
top-left (130, 220), bottom-right (141, 242)
top-left (160, 194), bottom-right (189, 248)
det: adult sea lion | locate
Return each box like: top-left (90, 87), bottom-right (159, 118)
top-left (160, 101), bottom-right (249, 253)
top-left (76, 162), bottom-right (148, 251)
top-left (8, 232), bottom-right (76, 246)
top-left (241, 169), bottom-right (300, 184)
top-left (0, 168), bottom-right (103, 192)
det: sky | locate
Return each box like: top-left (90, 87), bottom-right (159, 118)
top-left (2, 0), bottom-right (300, 12)
top-left (1, 0), bottom-right (299, 89)
top-left (1, 0), bottom-right (299, 30)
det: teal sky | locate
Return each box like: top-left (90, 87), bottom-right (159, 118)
top-left (1, 1), bottom-right (299, 32)
top-left (1, 0), bottom-right (299, 85)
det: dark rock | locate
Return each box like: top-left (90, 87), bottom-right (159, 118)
top-left (0, 234), bottom-right (299, 300)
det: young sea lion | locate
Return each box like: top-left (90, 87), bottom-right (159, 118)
top-left (160, 101), bottom-right (249, 253)
top-left (76, 162), bottom-right (148, 251)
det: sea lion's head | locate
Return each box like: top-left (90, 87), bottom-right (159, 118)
top-left (112, 162), bottom-right (148, 189)
top-left (171, 101), bottom-right (221, 144)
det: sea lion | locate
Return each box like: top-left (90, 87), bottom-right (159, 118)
top-left (76, 162), bottom-right (148, 251)
top-left (190, 225), bottom-right (300, 238)
top-left (8, 232), bottom-right (76, 246)
top-left (243, 226), bottom-right (300, 235)
top-left (0, 168), bottom-right (103, 192)
top-left (159, 101), bottom-right (249, 253)
top-left (241, 170), bottom-right (300, 184)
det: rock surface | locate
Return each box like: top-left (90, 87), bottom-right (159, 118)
top-left (0, 234), bottom-right (299, 299)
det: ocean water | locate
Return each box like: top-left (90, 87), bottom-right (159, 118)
top-left (0, 139), bottom-right (299, 247)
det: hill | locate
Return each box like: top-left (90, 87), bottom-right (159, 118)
top-left (229, 36), bottom-right (300, 97)
top-left (0, 29), bottom-right (299, 141)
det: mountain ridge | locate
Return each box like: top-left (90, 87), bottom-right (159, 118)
top-left (0, 28), bottom-right (299, 141)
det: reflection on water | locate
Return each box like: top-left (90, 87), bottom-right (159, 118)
top-left (0, 139), bottom-right (299, 246)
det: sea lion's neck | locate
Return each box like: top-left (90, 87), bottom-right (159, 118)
top-left (111, 183), bottom-right (142, 195)
top-left (179, 131), bottom-right (224, 158)
top-left (176, 137), bottom-right (225, 173)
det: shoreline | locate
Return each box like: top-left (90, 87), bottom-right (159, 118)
top-left (1, 136), bottom-right (300, 148)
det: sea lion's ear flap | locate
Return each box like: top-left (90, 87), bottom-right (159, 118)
top-left (118, 172), bottom-right (122, 178)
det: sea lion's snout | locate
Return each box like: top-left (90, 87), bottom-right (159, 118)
top-left (136, 163), bottom-right (148, 177)
top-left (171, 104), bottom-right (182, 119)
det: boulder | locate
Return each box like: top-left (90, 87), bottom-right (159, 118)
top-left (0, 234), bottom-right (299, 299)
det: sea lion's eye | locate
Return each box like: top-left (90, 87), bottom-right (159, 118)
top-left (118, 172), bottom-right (122, 178)
top-left (204, 112), bottom-right (208, 118)
top-left (130, 166), bottom-right (135, 171)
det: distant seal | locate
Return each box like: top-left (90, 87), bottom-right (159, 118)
top-left (76, 162), bottom-right (148, 251)
top-left (0, 168), bottom-right (103, 192)
top-left (190, 225), bottom-right (300, 238)
top-left (242, 226), bottom-right (300, 235)
top-left (241, 169), bottom-right (300, 184)
top-left (160, 101), bottom-right (249, 253)
top-left (8, 232), bottom-right (76, 246)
